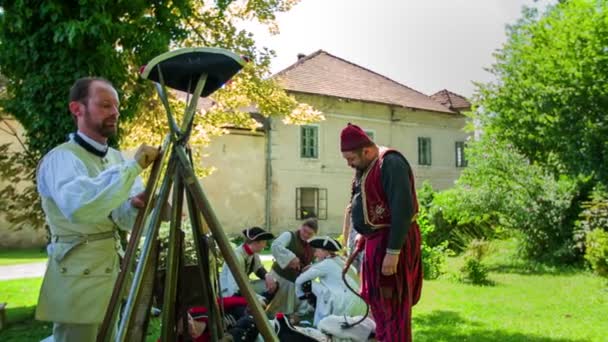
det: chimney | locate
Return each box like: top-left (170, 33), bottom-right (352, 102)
top-left (297, 53), bottom-right (306, 60)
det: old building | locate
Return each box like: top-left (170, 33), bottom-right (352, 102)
top-left (199, 50), bottom-right (471, 235)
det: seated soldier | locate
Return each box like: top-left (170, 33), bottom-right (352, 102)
top-left (187, 296), bottom-right (259, 342)
top-left (295, 236), bottom-right (366, 327)
top-left (219, 226), bottom-right (277, 305)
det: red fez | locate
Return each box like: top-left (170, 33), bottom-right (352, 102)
top-left (340, 123), bottom-right (373, 152)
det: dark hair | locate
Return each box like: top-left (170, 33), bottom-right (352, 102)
top-left (302, 218), bottom-right (318, 232)
top-left (69, 77), bottom-right (113, 103)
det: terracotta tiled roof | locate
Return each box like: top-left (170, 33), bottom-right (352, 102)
top-left (430, 89), bottom-right (471, 112)
top-left (274, 50), bottom-right (455, 114)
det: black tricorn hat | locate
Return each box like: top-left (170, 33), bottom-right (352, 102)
top-left (309, 236), bottom-right (342, 252)
top-left (242, 226), bottom-right (274, 241)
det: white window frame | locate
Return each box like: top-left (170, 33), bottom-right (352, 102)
top-left (295, 187), bottom-right (328, 220)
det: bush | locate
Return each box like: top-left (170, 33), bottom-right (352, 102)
top-left (575, 186), bottom-right (608, 252)
top-left (459, 239), bottom-right (492, 285)
top-left (418, 205), bottom-right (449, 280)
top-left (584, 229), bottom-right (608, 278)
top-left (156, 220), bottom-right (226, 269)
top-left (429, 187), bottom-right (502, 252)
top-left (429, 135), bottom-right (579, 263)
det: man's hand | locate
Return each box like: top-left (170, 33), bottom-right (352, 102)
top-left (381, 253), bottom-right (399, 276)
top-left (287, 257), bottom-right (301, 271)
top-left (134, 144), bottom-right (159, 169)
top-left (265, 273), bottom-right (277, 294)
top-left (130, 191), bottom-right (147, 209)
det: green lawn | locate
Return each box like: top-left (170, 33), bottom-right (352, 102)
top-left (414, 272), bottom-right (607, 341)
top-left (0, 277), bottom-right (52, 342)
top-left (1, 240), bottom-right (607, 341)
top-left (0, 248), bottom-right (47, 266)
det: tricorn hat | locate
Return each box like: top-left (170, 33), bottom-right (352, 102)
top-left (242, 226), bottom-right (274, 241)
top-left (309, 236), bottom-right (342, 252)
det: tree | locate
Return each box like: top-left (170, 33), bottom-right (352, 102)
top-left (476, 0), bottom-right (608, 187)
top-left (0, 0), bottom-right (323, 230)
top-left (431, 134), bottom-right (578, 262)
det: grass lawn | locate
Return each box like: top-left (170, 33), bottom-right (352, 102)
top-left (0, 277), bottom-right (53, 342)
top-left (0, 248), bottom-right (47, 266)
top-left (414, 273), bottom-right (607, 341)
top-left (1, 240), bottom-right (607, 341)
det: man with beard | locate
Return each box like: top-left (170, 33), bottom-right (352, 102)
top-left (339, 123), bottom-right (422, 342)
top-left (35, 77), bottom-right (159, 342)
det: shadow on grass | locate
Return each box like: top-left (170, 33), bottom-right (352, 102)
top-left (0, 320), bottom-right (51, 342)
top-left (0, 305), bottom-right (51, 341)
top-left (414, 310), bottom-right (587, 342)
top-left (486, 262), bottom-right (582, 276)
top-left (0, 248), bottom-right (47, 259)
top-left (7, 304), bottom-right (37, 324)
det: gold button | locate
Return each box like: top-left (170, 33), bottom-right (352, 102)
top-left (83, 268), bottom-right (90, 275)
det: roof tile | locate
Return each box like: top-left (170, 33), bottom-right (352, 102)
top-left (275, 50), bottom-right (455, 114)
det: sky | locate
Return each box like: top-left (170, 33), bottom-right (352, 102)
top-left (243, 0), bottom-right (556, 98)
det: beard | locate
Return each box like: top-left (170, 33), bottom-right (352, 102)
top-left (84, 108), bottom-right (117, 138)
top-left (354, 159), bottom-right (372, 172)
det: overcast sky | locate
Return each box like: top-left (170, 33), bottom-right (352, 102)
top-left (244, 0), bottom-right (556, 98)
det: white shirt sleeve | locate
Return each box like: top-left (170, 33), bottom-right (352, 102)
top-left (219, 262), bottom-right (239, 297)
top-left (111, 176), bottom-right (145, 231)
top-left (37, 149), bottom-right (142, 224)
top-left (219, 246), bottom-right (246, 297)
top-left (271, 232), bottom-right (297, 269)
top-left (295, 262), bottom-right (326, 298)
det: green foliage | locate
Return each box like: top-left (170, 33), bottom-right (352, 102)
top-left (584, 229), bottom-right (608, 278)
top-left (419, 205), bottom-right (449, 280)
top-left (416, 181), bottom-right (449, 279)
top-left (459, 239), bottom-right (492, 285)
top-left (155, 220), bottom-right (272, 269)
top-left (476, 0), bottom-right (608, 187)
top-left (156, 220), bottom-right (199, 268)
top-left (431, 135), bottom-right (579, 262)
top-left (575, 185), bottom-right (608, 249)
top-left (0, 0), bottom-right (322, 230)
top-left (0, 136), bottom-right (44, 231)
top-left (0, 1), bottom-right (190, 155)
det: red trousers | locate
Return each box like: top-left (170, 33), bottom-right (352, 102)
top-left (360, 224), bottom-right (422, 342)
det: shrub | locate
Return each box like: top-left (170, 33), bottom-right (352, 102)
top-left (584, 229), bottom-right (608, 278)
top-left (459, 239), bottom-right (492, 285)
top-left (156, 220), bottom-right (220, 269)
top-left (418, 205), bottom-right (449, 280)
top-left (575, 186), bottom-right (608, 252)
top-left (430, 135), bottom-right (579, 262)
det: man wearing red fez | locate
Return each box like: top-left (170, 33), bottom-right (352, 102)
top-left (340, 123), bottom-right (422, 342)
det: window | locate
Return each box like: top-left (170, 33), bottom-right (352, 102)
top-left (418, 137), bottom-right (432, 166)
top-left (364, 130), bottom-right (375, 141)
top-left (296, 187), bottom-right (328, 220)
top-left (455, 141), bottom-right (467, 167)
top-left (300, 125), bottom-right (318, 158)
